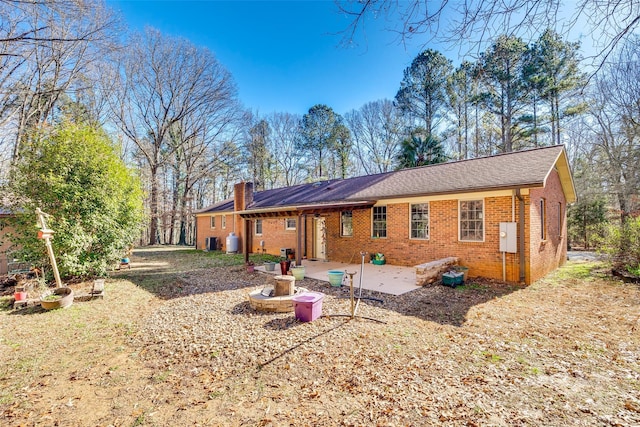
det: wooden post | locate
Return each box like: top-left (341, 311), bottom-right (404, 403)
top-left (36, 208), bottom-right (63, 288)
top-left (296, 214), bottom-right (303, 266)
top-left (243, 218), bottom-right (250, 264)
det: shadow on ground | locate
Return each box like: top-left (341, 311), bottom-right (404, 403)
top-left (300, 277), bottom-right (525, 327)
top-left (112, 247), bottom-right (276, 299)
top-left (117, 246), bottom-right (526, 326)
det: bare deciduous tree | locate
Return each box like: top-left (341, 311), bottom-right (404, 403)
top-left (110, 27), bottom-right (239, 245)
top-left (345, 99), bottom-right (404, 174)
top-left (0, 0), bottom-right (120, 167)
top-left (266, 111), bottom-right (306, 187)
top-left (587, 36), bottom-right (640, 224)
top-left (337, 0), bottom-right (640, 72)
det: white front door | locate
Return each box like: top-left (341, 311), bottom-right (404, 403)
top-left (314, 217), bottom-right (326, 260)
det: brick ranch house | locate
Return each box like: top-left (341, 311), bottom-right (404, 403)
top-left (195, 145), bottom-right (576, 285)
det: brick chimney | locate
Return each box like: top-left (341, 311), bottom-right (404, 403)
top-left (234, 182), bottom-right (254, 212)
top-left (233, 182), bottom-right (254, 256)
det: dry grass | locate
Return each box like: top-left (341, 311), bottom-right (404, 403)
top-left (0, 248), bottom-right (639, 426)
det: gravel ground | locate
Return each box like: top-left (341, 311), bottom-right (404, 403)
top-left (2, 249), bottom-right (637, 426)
top-left (127, 261), bottom-right (640, 426)
top-left (567, 251), bottom-right (602, 262)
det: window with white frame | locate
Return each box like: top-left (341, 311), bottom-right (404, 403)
top-left (341, 211), bottom-right (353, 237)
top-left (210, 216), bottom-right (216, 229)
top-left (285, 218), bottom-right (296, 230)
top-left (410, 203), bottom-right (429, 239)
top-left (540, 198), bottom-right (547, 240)
top-left (459, 200), bottom-right (484, 241)
top-left (372, 206), bottom-right (387, 238)
top-left (221, 215), bottom-right (226, 229)
top-left (255, 219), bottom-right (263, 235)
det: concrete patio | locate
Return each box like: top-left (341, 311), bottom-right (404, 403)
top-left (255, 259), bottom-right (421, 296)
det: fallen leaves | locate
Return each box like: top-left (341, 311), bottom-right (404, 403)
top-left (2, 252), bottom-right (639, 426)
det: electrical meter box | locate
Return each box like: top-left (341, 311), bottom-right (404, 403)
top-left (499, 222), bottom-right (517, 253)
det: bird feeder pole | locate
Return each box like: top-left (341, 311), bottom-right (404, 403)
top-left (36, 208), bottom-right (63, 288)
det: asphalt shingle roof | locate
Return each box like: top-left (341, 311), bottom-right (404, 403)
top-left (197, 145), bottom-right (572, 214)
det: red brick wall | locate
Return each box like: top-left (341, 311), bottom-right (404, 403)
top-left (197, 175), bottom-right (568, 284)
top-left (528, 169), bottom-right (568, 283)
top-left (195, 213), bottom-right (236, 251)
top-left (326, 196), bottom-right (525, 283)
top-left (249, 217), bottom-right (299, 256)
top-left (196, 214), bottom-right (308, 257)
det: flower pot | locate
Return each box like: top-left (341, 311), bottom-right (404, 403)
top-left (327, 270), bottom-right (344, 287)
top-left (291, 266), bottom-right (305, 281)
top-left (40, 287), bottom-right (74, 310)
top-left (246, 264), bottom-right (255, 273)
top-left (279, 260), bottom-right (291, 275)
top-left (453, 266), bottom-right (468, 281)
top-left (264, 262), bottom-right (276, 272)
top-left (14, 291), bottom-right (27, 301)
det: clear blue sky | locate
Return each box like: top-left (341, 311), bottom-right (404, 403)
top-left (108, 0), bottom-right (428, 116)
top-left (108, 1), bottom-right (602, 117)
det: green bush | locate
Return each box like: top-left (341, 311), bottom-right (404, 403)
top-left (597, 215), bottom-right (640, 274)
top-left (4, 121), bottom-right (145, 279)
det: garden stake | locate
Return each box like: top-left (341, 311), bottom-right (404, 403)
top-left (345, 271), bottom-right (356, 317)
top-left (325, 251), bottom-right (385, 324)
top-left (356, 251), bottom-right (384, 304)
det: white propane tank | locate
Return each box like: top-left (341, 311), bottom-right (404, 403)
top-left (226, 232), bottom-right (239, 253)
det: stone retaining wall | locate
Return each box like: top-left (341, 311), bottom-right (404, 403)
top-left (415, 257), bottom-right (459, 286)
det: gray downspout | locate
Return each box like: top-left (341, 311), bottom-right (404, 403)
top-left (516, 189), bottom-right (526, 283)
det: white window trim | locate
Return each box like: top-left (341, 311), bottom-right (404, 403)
top-left (409, 202), bottom-right (430, 240)
top-left (458, 199), bottom-right (485, 242)
top-left (341, 211), bottom-right (353, 237)
top-left (210, 216), bottom-right (215, 229)
top-left (285, 218), bottom-right (296, 230)
top-left (255, 219), bottom-right (263, 236)
top-left (221, 215), bottom-right (226, 229)
top-left (371, 205), bottom-right (387, 238)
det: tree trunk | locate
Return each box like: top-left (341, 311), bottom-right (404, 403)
top-left (550, 96), bottom-right (557, 145)
top-left (149, 166), bottom-right (159, 245)
top-left (555, 95), bottom-right (561, 145)
top-left (532, 93), bottom-right (538, 147)
top-left (463, 99), bottom-right (469, 159)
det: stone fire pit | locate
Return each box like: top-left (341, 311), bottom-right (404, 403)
top-left (248, 286), bottom-right (309, 312)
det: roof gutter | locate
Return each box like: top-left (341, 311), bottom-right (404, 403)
top-left (236, 200), bottom-right (376, 217)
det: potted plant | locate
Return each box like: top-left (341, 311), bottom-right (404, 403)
top-left (246, 261), bottom-right (255, 273)
top-left (40, 287), bottom-right (74, 310)
top-left (372, 253), bottom-right (386, 265)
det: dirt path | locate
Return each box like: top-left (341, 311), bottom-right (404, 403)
top-left (1, 249), bottom-right (639, 426)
